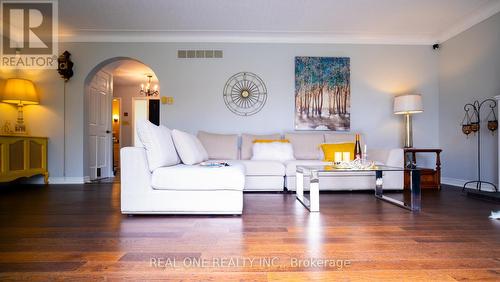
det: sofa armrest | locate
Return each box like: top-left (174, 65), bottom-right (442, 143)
top-left (120, 147), bottom-right (152, 195)
top-left (368, 148), bottom-right (404, 189)
top-left (385, 148), bottom-right (404, 167)
top-left (382, 148), bottom-right (404, 189)
top-left (369, 148), bottom-right (404, 167)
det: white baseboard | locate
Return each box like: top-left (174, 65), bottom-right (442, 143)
top-left (441, 177), bottom-right (467, 188)
top-left (442, 177), bottom-right (497, 192)
top-left (13, 176), bottom-right (85, 185)
top-left (48, 177), bottom-right (86, 184)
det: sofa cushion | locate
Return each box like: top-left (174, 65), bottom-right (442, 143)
top-left (369, 149), bottom-right (391, 164)
top-left (251, 142), bottom-right (295, 162)
top-left (197, 131), bottom-right (238, 160)
top-left (225, 160), bottom-right (285, 176)
top-left (152, 164), bottom-right (245, 191)
top-left (136, 120), bottom-right (180, 171)
top-left (284, 133), bottom-right (324, 160)
top-left (172, 129), bottom-right (209, 165)
top-left (241, 133), bottom-right (281, 160)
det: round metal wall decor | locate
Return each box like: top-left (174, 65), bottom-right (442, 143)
top-left (223, 72), bottom-right (267, 116)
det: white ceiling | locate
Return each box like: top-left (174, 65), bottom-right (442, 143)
top-left (58, 0), bottom-right (500, 44)
top-left (105, 60), bottom-right (159, 86)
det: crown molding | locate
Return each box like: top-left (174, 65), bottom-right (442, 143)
top-left (58, 4), bottom-right (500, 46)
top-left (437, 1), bottom-right (500, 43)
top-left (59, 30), bottom-right (435, 45)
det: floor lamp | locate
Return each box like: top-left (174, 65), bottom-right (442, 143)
top-left (394, 94), bottom-right (423, 148)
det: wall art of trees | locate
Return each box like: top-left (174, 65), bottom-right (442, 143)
top-left (295, 57), bottom-right (350, 131)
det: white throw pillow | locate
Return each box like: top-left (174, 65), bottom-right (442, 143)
top-left (251, 142), bottom-right (295, 162)
top-left (171, 129), bottom-right (209, 165)
top-left (136, 120), bottom-right (180, 171)
top-left (240, 133), bottom-right (282, 160)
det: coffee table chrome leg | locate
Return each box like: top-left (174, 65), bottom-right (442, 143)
top-left (375, 170), bottom-right (421, 212)
top-left (410, 169), bottom-right (421, 211)
top-left (375, 170), bottom-right (383, 197)
top-left (296, 170), bottom-right (304, 202)
top-left (295, 170), bottom-right (312, 211)
top-left (295, 169), bottom-right (319, 212)
top-left (310, 170), bottom-right (320, 212)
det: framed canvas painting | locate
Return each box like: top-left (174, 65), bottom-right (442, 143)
top-left (295, 57), bottom-right (350, 131)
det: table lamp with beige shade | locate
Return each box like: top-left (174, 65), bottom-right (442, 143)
top-left (1, 78), bottom-right (39, 134)
top-left (394, 94), bottom-right (423, 148)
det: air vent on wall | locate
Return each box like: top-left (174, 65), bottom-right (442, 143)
top-left (177, 50), bottom-right (223, 59)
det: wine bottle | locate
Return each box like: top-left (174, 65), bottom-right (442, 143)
top-left (354, 134), bottom-right (362, 160)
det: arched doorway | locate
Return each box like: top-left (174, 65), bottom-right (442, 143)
top-left (83, 57), bottom-right (160, 181)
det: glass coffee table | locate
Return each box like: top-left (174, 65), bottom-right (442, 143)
top-left (296, 165), bottom-right (421, 212)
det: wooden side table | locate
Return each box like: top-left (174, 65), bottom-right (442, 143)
top-left (404, 148), bottom-right (442, 190)
top-left (0, 135), bottom-right (49, 184)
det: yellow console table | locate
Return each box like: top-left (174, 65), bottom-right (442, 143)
top-left (0, 135), bottom-right (49, 184)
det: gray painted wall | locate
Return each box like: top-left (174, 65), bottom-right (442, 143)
top-left (162, 44), bottom-right (439, 151)
top-left (439, 12), bottom-right (500, 186)
top-left (0, 42), bottom-right (440, 180)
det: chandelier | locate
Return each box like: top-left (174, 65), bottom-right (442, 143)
top-left (140, 75), bottom-right (159, 97)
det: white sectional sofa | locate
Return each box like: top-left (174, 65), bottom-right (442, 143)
top-left (120, 125), bottom-right (404, 215)
top-left (121, 147), bottom-right (245, 214)
top-left (121, 122), bottom-right (245, 215)
top-left (196, 131), bottom-right (404, 192)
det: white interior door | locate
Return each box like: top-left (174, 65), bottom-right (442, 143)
top-left (88, 70), bottom-right (113, 180)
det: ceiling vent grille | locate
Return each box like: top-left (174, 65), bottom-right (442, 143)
top-left (177, 50), bottom-right (223, 59)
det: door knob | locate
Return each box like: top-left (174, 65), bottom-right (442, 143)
top-left (106, 130), bottom-right (111, 134)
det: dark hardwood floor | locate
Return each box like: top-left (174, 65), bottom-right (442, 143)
top-left (0, 183), bottom-right (499, 281)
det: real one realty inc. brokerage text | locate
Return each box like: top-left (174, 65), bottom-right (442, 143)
top-left (150, 256), bottom-right (352, 270)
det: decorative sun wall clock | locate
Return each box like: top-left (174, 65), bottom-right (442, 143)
top-left (223, 72), bottom-right (267, 116)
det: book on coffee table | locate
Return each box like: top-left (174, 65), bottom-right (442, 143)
top-left (199, 161), bottom-right (230, 168)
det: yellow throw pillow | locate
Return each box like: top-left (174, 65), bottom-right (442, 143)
top-left (320, 143), bottom-right (355, 162)
top-left (253, 139), bottom-right (290, 143)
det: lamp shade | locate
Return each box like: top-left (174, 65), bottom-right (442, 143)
top-left (2, 78), bottom-right (39, 105)
top-left (394, 94), bottom-right (423, 115)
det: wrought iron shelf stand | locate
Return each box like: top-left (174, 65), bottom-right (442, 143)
top-left (461, 98), bottom-right (498, 192)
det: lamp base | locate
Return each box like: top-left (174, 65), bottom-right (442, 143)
top-left (14, 123), bottom-right (26, 134)
top-left (404, 114), bottom-right (413, 148)
top-left (15, 104), bottom-right (27, 135)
